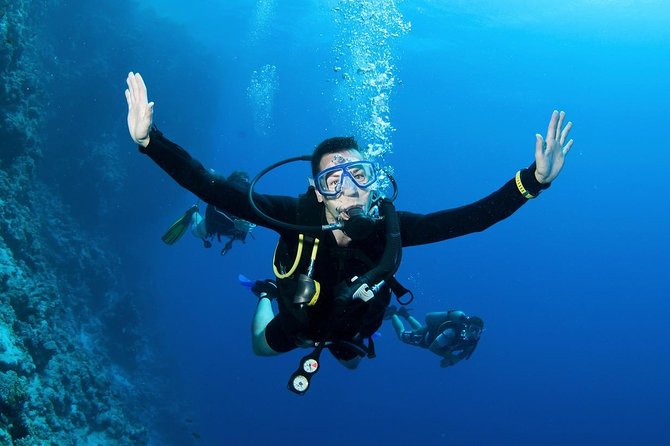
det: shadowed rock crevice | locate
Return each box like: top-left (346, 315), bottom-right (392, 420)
top-left (2, 0), bottom-right (222, 443)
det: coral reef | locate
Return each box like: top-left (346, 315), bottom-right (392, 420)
top-left (1, 0), bottom-right (223, 442)
top-left (0, 154), bottom-right (149, 445)
top-left (0, 178), bottom-right (148, 439)
top-left (0, 1), bottom-right (150, 444)
top-left (0, 0), bottom-right (43, 165)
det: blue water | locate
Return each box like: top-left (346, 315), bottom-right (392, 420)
top-left (71, 1), bottom-right (670, 444)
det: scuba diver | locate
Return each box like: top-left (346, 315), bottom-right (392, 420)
top-left (386, 306), bottom-right (484, 367)
top-left (161, 171), bottom-right (256, 255)
top-left (125, 72), bottom-right (574, 394)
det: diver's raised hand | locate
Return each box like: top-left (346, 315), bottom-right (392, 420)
top-left (534, 110), bottom-right (574, 184)
top-left (125, 72), bottom-right (154, 148)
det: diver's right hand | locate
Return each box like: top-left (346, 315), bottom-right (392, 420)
top-left (396, 306), bottom-right (411, 320)
top-left (125, 72), bottom-right (154, 148)
top-left (384, 305), bottom-right (411, 320)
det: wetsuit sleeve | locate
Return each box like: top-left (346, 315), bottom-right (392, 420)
top-left (139, 127), bottom-right (297, 230)
top-left (399, 165), bottom-right (549, 246)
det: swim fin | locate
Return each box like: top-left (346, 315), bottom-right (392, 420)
top-left (161, 205), bottom-right (198, 245)
top-left (238, 274), bottom-right (255, 290)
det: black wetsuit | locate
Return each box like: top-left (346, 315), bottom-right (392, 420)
top-left (140, 128), bottom-right (548, 357)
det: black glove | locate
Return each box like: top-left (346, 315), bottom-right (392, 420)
top-left (383, 305), bottom-right (398, 320)
top-left (251, 280), bottom-right (278, 300)
top-left (384, 305), bottom-right (412, 320)
top-left (396, 306), bottom-right (411, 320)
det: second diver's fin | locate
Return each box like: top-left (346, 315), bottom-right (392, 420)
top-left (161, 205), bottom-right (198, 245)
top-left (238, 274), bottom-right (255, 290)
top-left (239, 274), bottom-right (278, 300)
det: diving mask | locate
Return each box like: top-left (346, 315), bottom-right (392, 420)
top-left (460, 323), bottom-right (482, 343)
top-left (314, 161), bottom-right (377, 198)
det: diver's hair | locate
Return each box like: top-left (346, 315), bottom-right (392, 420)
top-left (311, 136), bottom-right (362, 176)
top-left (228, 170), bottom-right (250, 184)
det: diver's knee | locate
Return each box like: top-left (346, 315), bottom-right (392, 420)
top-left (252, 344), bottom-right (272, 356)
top-left (252, 342), bottom-right (274, 356)
top-left (252, 332), bottom-right (278, 356)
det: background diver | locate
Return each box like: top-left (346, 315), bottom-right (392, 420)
top-left (125, 71), bottom-right (574, 391)
top-left (161, 171), bottom-right (256, 255)
top-left (386, 306), bottom-right (484, 367)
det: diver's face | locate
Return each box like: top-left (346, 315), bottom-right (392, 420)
top-left (314, 149), bottom-right (372, 224)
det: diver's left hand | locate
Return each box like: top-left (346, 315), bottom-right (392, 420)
top-left (534, 110), bottom-right (574, 184)
top-left (125, 72), bottom-right (154, 148)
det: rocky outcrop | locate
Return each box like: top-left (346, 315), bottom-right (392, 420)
top-left (1, 1), bottom-right (148, 443)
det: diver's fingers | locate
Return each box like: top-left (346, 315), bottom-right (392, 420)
top-left (129, 72), bottom-right (142, 104)
top-left (560, 121), bottom-right (573, 145)
top-left (535, 133), bottom-right (545, 157)
top-left (126, 72), bottom-right (136, 103)
top-left (563, 139), bottom-right (574, 156)
top-left (546, 110), bottom-right (558, 141)
top-left (125, 88), bottom-right (131, 110)
top-left (136, 73), bottom-right (148, 104)
top-left (555, 111), bottom-right (565, 141)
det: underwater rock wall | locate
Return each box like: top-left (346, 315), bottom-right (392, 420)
top-left (2, 0), bottom-right (225, 442)
top-left (0, 1), bottom-right (148, 444)
top-left (0, 0), bottom-right (42, 166)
